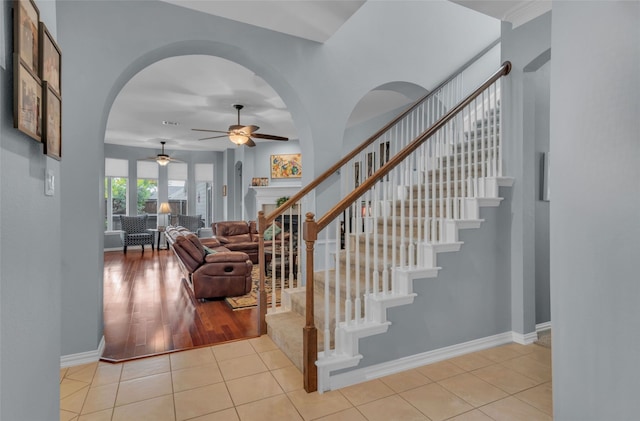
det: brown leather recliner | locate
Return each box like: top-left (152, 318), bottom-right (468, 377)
top-left (212, 221), bottom-right (260, 263)
top-left (167, 229), bottom-right (252, 300)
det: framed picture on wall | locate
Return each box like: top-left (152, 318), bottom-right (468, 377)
top-left (13, 0), bottom-right (40, 76)
top-left (270, 153), bottom-right (302, 179)
top-left (13, 54), bottom-right (42, 142)
top-left (43, 82), bottom-right (61, 160)
top-left (39, 22), bottom-right (61, 96)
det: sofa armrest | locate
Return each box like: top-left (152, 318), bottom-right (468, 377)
top-left (204, 251), bottom-right (251, 264)
top-left (216, 236), bottom-right (230, 244)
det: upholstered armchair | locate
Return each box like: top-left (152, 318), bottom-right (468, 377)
top-left (177, 214), bottom-right (202, 236)
top-left (119, 215), bottom-right (155, 253)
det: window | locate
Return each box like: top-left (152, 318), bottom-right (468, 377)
top-left (195, 163), bottom-right (214, 226)
top-left (168, 163), bottom-right (188, 225)
top-left (105, 158), bottom-right (128, 231)
top-left (137, 161), bottom-right (158, 228)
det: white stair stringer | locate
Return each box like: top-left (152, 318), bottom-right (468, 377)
top-left (315, 266), bottom-right (440, 392)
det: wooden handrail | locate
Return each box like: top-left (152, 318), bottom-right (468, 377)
top-left (316, 61), bottom-right (511, 231)
top-left (260, 40), bottom-right (501, 230)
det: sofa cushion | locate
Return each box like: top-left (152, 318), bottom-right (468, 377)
top-left (263, 224), bottom-right (282, 241)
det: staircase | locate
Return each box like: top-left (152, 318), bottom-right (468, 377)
top-left (257, 60), bottom-right (513, 392)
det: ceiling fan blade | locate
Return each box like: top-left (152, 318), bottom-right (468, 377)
top-left (252, 133), bottom-right (289, 141)
top-left (198, 135), bottom-right (229, 141)
top-left (242, 125), bottom-right (259, 134)
top-left (228, 124), bottom-right (243, 132)
top-left (245, 138), bottom-right (256, 147)
top-left (191, 128), bottom-right (230, 134)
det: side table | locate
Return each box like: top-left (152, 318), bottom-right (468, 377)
top-left (149, 227), bottom-right (166, 250)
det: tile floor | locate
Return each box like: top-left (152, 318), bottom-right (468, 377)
top-left (60, 336), bottom-right (552, 421)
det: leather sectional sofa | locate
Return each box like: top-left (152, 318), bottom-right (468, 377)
top-left (165, 226), bottom-right (252, 300)
top-left (212, 220), bottom-right (289, 264)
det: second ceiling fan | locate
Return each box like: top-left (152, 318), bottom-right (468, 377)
top-left (192, 104), bottom-right (289, 147)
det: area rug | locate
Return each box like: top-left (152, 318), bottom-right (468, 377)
top-left (535, 329), bottom-right (552, 348)
top-left (225, 266), bottom-right (289, 310)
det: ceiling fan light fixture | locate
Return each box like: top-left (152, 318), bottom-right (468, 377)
top-left (156, 154), bottom-right (171, 166)
top-left (229, 132), bottom-right (248, 145)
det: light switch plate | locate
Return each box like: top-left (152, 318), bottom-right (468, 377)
top-left (45, 170), bottom-right (55, 196)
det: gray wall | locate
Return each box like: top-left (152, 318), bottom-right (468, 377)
top-left (550, 2), bottom-right (640, 418)
top-left (501, 12), bottom-right (552, 335)
top-left (54, 0), bottom-right (498, 359)
top-left (0, 1), bottom-right (62, 418)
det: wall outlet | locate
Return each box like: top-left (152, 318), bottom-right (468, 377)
top-left (45, 170), bottom-right (55, 196)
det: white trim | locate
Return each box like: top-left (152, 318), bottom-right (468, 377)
top-left (328, 331), bottom-right (513, 390)
top-left (60, 336), bottom-right (105, 368)
top-left (503, 0), bottom-right (551, 29)
top-left (536, 321), bottom-right (551, 332)
top-left (512, 330), bottom-right (537, 345)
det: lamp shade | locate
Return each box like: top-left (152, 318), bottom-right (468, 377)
top-left (159, 202), bottom-right (171, 214)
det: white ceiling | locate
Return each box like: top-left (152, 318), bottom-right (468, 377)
top-left (105, 1), bottom-right (376, 153)
top-left (105, 1), bottom-right (543, 155)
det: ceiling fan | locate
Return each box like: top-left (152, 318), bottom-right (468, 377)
top-left (144, 141), bottom-right (183, 166)
top-left (192, 104), bottom-right (289, 147)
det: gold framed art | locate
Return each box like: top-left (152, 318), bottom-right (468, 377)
top-left (14, 0), bottom-right (39, 75)
top-left (43, 82), bottom-right (61, 160)
top-left (14, 55), bottom-right (42, 142)
top-left (39, 22), bottom-right (61, 96)
top-left (270, 153), bottom-right (302, 179)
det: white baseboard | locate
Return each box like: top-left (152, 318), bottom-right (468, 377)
top-left (60, 336), bottom-right (105, 368)
top-left (536, 321), bottom-right (551, 332)
top-left (512, 330), bottom-right (537, 345)
top-left (329, 331), bottom-right (514, 390)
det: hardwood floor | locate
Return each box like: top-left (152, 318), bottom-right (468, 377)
top-left (102, 248), bottom-right (258, 362)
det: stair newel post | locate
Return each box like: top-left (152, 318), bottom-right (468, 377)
top-left (257, 211), bottom-right (268, 335)
top-left (303, 212), bottom-right (318, 393)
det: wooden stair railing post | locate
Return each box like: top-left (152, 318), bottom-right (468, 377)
top-left (257, 211), bottom-right (268, 335)
top-left (303, 212), bottom-right (318, 392)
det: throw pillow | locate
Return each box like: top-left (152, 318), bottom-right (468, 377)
top-left (264, 224), bottom-right (282, 241)
top-left (203, 245), bottom-right (218, 255)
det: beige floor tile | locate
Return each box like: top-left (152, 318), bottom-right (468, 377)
top-left (448, 353), bottom-right (494, 372)
top-left (515, 382), bottom-right (553, 415)
top-left (188, 408), bottom-right (240, 421)
top-left (439, 373), bottom-right (508, 407)
top-left (78, 408), bottom-right (113, 421)
top-left (447, 409), bottom-right (495, 421)
top-left (400, 383), bottom-right (473, 421)
top-left (379, 369), bottom-right (432, 393)
top-left (91, 363), bottom-right (123, 386)
top-left (287, 389), bottom-right (353, 420)
top-left (60, 409), bottom-right (78, 421)
top-left (526, 346), bottom-right (552, 367)
top-left (315, 407), bottom-right (367, 421)
top-left (120, 355), bottom-right (170, 381)
top-left (112, 394), bottom-right (175, 421)
top-left (476, 345), bottom-right (523, 363)
top-left (172, 362), bottom-right (224, 392)
top-left (61, 378), bottom-right (90, 399)
top-left (218, 354), bottom-right (269, 381)
top-left (415, 360), bottom-right (466, 382)
top-left (248, 335), bottom-right (279, 353)
top-left (170, 347), bottom-right (216, 370)
top-left (212, 340), bottom-right (257, 362)
top-left (236, 394), bottom-right (303, 421)
top-left (66, 363), bottom-right (99, 383)
top-left (258, 349), bottom-right (294, 370)
top-left (271, 365), bottom-right (304, 392)
top-left (500, 355), bottom-right (552, 384)
top-left (472, 364), bottom-right (538, 394)
top-left (479, 396), bottom-right (551, 421)
top-left (226, 371), bottom-right (284, 406)
top-left (499, 343), bottom-right (536, 355)
top-left (339, 379), bottom-right (395, 406)
top-left (357, 394), bottom-right (428, 421)
top-left (81, 383), bottom-right (118, 414)
top-left (174, 382), bottom-right (234, 421)
top-left (60, 385), bottom-right (90, 414)
top-left (61, 367), bottom-right (69, 382)
top-left (115, 372), bottom-right (173, 406)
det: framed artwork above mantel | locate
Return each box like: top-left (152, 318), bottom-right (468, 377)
top-left (270, 153), bottom-right (302, 179)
